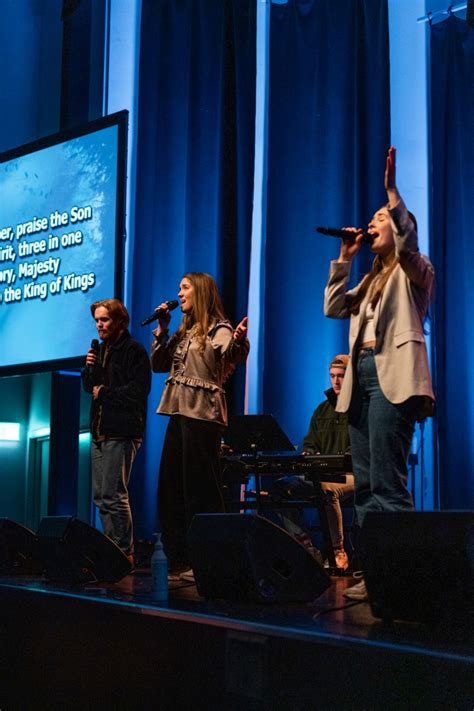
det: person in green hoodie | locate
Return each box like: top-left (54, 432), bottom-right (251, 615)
top-left (301, 354), bottom-right (354, 570)
top-left (271, 355), bottom-right (354, 570)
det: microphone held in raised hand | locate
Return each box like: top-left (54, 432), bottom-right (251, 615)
top-left (315, 227), bottom-right (372, 243)
top-left (141, 300), bottom-right (179, 326)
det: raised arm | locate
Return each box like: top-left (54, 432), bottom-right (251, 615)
top-left (385, 147), bottom-right (434, 292)
top-left (324, 223), bottom-right (364, 319)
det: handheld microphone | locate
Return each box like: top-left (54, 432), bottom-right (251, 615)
top-left (141, 300), bottom-right (179, 326)
top-left (315, 227), bottom-right (372, 243)
top-left (87, 338), bottom-right (100, 369)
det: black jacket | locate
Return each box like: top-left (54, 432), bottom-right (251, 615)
top-left (301, 388), bottom-right (350, 455)
top-left (82, 330), bottom-right (151, 439)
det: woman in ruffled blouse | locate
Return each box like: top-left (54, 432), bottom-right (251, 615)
top-left (150, 272), bottom-right (249, 578)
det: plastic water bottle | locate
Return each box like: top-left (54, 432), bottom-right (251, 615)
top-left (151, 532), bottom-right (168, 601)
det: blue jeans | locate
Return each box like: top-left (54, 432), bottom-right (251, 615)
top-left (348, 349), bottom-right (416, 527)
top-left (91, 439), bottom-right (140, 556)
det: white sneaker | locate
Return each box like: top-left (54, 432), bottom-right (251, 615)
top-left (179, 568), bottom-right (195, 583)
top-left (343, 578), bottom-right (368, 601)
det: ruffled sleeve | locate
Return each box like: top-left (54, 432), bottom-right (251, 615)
top-left (210, 322), bottom-right (250, 371)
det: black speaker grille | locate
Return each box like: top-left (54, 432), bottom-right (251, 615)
top-left (187, 513), bottom-right (330, 603)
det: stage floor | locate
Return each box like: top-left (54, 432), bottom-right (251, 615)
top-left (1, 568), bottom-right (473, 653)
top-left (1, 568), bottom-right (473, 709)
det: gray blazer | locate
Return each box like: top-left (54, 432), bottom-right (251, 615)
top-left (324, 199), bottom-right (435, 417)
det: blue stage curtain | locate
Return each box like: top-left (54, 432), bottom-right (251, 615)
top-left (131, 0), bottom-right (256, 536)
top-left (263, 0), bottom-right (391, 444)
top-left (430, 16), bottom-right (474, 509)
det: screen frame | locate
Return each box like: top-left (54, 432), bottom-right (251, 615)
top-left (0, 110), bottom-right (128, 378)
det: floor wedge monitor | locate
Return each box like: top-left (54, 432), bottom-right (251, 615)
top-left (0, 518), bottom-right (37, 574)
top-left (37, 516), bottom-right (131, 583)
top-left (359, 511), bottom-right (474, 624)
top-left (187, 513), bottom-right (331, 603)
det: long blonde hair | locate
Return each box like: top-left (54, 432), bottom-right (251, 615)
top-left (348, 252), bottom-right (398, 314)
top-left (175, 272), bottom-right (226, 351)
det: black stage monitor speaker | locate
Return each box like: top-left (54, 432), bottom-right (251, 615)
top-left (359, 511), bottom-right (474, 624)
top-left (0, 518), bottom-right (37, 574)
top-left (37, 516), bottom-right (131, 584)
top-left (187, 513), bottom-right (330, 603)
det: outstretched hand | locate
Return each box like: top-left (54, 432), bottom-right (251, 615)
top-left (384, 146), bottom-right (400, 207)
top-left (233, 316), bottom-right (248, 342)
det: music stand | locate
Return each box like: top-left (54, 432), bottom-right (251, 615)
top-left (225, 414), bottom-right (296, 454)
top-left (223, 415), bottom-right (295, 514)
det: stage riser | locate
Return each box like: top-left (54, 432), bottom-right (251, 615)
top-left (0, 587), bottom-right (472, 710)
